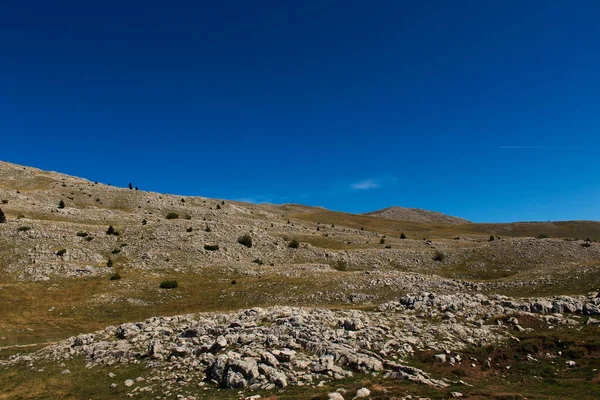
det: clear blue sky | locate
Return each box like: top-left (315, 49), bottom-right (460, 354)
top-left (1, 1), bottom-right (599, 222)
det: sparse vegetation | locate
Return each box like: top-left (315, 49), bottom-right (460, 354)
top-left (106, 259), bottom-right (113, 268)
top-left (252, 258), bottom-right (264, 265)
top-left (159, 280), bottom-right (178, 289)
top-left (288, 239), bottom-right (300, 249)
top-left (205, 225), bottom-right (212, 232)
top-left (56, 249), bottom-right (67, 257)
top-left (489, 235), bottom-right (495, 241)
top-left (142, 219), bottom-right (147, 225)
top-left (332, 260), bottom-right (348, 271)
top-left (433, 250), bottom-right (445, 262)
top-left (111, 248), bottom-right (121, 254)
top-left (106, 225), bottom-right (119, 236)
top-left (165, 212), bottom-right (179, 220)
top-left (0, 208), bottom-right (5, 223)
top-left (76, 231), bottom-right (88, 237)
top-left (17, 226), bottom-right (31, 232)
top-left (237, 234), bottom-right (253, 248)
top-left (204, 244), bottom-right (219, 251)
top-left (186, 227), bottom-right (193, 232)
top-left (538, 233), bottom-right (550, 239)
top-left (58, 200), bottom-right (65, 209)
top-left (400, 233), bottom-right (407, 239)
top-left (379, 237), bottom-right (385, 244)
top-left (109, 272), bottom-right (121, 280)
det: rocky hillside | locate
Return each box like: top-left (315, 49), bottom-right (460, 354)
top-left (1, 160), bottom-right (600, 399)
top-left (363, 206), bottom-right (470, 224)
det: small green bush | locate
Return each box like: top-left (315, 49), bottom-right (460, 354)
top-left (106, 225), bottom-right (119, 236)
top-left (166, 212), bottom-right (179, 219)
top-left (288, 239), bottom-right (300, 249)
top-left (204, 244), bottom-right (219, 251)
top-left (538, 233), bottom-right (550, 239)
top-left (489, 235), bottom-right (495, 241)
top-left (433, 250), bottom-right (445, 262)
top-left (56, 249), bottom-right (67, 257)
top-left (18, 226), bottom-right (31, 232)
top-left (332, 260), bottom-right (347, 271)
top-left (160, 280), bottom-right (178, 289)
top-left (237, 234), bottom-right (253, 248)
top-left (109, 272), bottom-right (121, 281)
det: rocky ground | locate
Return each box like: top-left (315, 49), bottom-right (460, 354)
top-left (1, 160), bottom-right (600, 399)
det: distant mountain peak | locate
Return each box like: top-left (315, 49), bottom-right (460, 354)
top-left (363, 206), bottom-right (469, 224)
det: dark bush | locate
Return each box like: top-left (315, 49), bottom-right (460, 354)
top-left (433, 250), bottom-right (445, 262)
top-left (385, 245), bottom-right (392, 249)
top-left (142, 219), bottom-right (147, 225)
top-left (0, 208), bottom-right (5, 223)
top-left (489, 235), bottom-right (495, 241)
top-left (205, 226), bottom-right (212, 232)
top-left (288, 239), bottom-right (300, 249)
top-left (166, 212), bottom-right (179, 219)
top-left (128, 182), bottom-right (133, 190)
top-left (106, 225), bottom-right (119, 236)
top-left (106, 258), bottom-right (113, 268)
top-left (159, 280), bottom-right (178, 289)
top-left (58, 200), bottom-right (65, 209)
top-left (582, 242), bottom-right (592, 248)
top-left (379, 238), bottom-right (385, 244)
top-left (56, 249), bottom-right (67, 257)
top-left (110, 272), bottom-right (121, 281)
top-left (1, 200), bottom-right (8, 204)
top-left (186, 227), bottom-right (193, 232)
top-left (76, 231), bottom-right (88, 237)
top-left (18, 226), bottom-right (31, 232)
top-left (111, 248), bottom-right (121, 254)
top-left (332, 260), bottom-right (347, 271)
top-left (253, 258), bottom-right (264, 265)
top-left (85, 236), bottom-right (94, 242)
top-left (538, 233), bottom-right (550, 239)
top-left (204, 244), bottom-right (219, 251)
top-left (400, 233), bottom-right (407, 239)
top-left (216, 204), bottom-right (221, 210)
top-left (231, 279), bottom-right (237, 285)
top-left (184, 215), bottom-right (192, 220)
top-left (237, 234), bottom-right (253, 248)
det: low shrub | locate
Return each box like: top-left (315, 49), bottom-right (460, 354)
top-left (18, 226), bottom-right (31, 232)
top-left (56, 249), bottom-right (67, 257)
top-left (76, 231), bottom-right (88, 237)
top-left (58, 200), bottom-right (65, 209)
top-left (538, 233), bottom-right (550, 239)
top-left (489, 235), bottom-right (495, 241)
top-left (205, 226), bottom-right (212, 232)
top-left (204, 244), bottom-right (219, 251)
top-left (237, 234), bottom-right (253, 248)
top-left (111, 248), bottom-right (121, 254)
top-left (288, 239), bottom-right (300, 249)
top-left (159, 280), bottom-right (178, 289)
top-left (253, 258), bottom-right (264, 265)
top-left (109, 272), bottom-right (121, 281)
top-left (186, 227), bottom-right (193, 232)
top-left (400, 233), bottom-right (407, 239)
top-left (379, 238), bottom-right (385, 244)
top-left (332, 260), bottom-right (347, 271)
top-left (433, 250), bottom-right (445, 262)
top-left (166, 212), bottom-right (179, 220)
top-left (106, 225), bottom-right (119, 236)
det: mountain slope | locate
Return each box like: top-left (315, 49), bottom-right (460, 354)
top-left (363, 205), bottom-right (470, 224)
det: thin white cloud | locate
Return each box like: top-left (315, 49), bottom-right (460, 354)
top-left (351, 179), bottom-right (380, 190)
